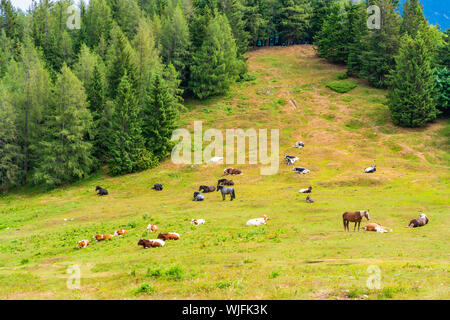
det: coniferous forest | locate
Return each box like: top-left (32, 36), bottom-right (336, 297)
top-left (0, 0), bottom-right (449, 190)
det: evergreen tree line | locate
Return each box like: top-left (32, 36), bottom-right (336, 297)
top-left (313, 0), bottom-right (449, 127)
top-left (0, 0), bottom-right (449, 191)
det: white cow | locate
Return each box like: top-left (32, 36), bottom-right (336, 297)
top-left (191, 219), bottom-right (205, 226)
top-left (246, 215), bottom-right (269, 226)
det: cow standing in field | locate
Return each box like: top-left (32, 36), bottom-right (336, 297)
top-left (343, 210), bottom-right (370, 232)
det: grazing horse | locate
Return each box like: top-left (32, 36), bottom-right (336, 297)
top-left (152, 183), bottom-right (163, 191)
top-left (408, 214), bottom-right (428, 228)
top-left (217, 185), bottom-right (235, 201)
top-left (343, 210), bottom-right (370, 232)
top-left (223, 168), bottom-right (242, 175)
top-left (217, 179), bottom-right (234, 186)
top-left (199, 185), bottom-right (215, 193)
top-left (95, 186), bottom-right (108, 196)
top-left (193, 191), bottom-right (205, 201)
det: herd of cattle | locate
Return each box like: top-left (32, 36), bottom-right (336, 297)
top-left (81, 141), bottom-right (430, 250)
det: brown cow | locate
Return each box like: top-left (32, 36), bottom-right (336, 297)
top-left (223, 168), bottom-right (242, 175)
top-left (157, 232), bottom-right (180, 241)
top-left (343, 210), bottom-right (370, 232)
top-left (137, 239), bottom-right (165, 249)
top-left (77, 240), bottom-right (90, 248)
top-left (114, 229), bottom-right (128, 236)
top-left (93, 234), bottom-right (113, 241)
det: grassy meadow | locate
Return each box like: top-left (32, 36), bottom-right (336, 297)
top-left (0, 45), bottom-right (448, 300)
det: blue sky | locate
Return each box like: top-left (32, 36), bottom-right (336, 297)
top-left (10, 0), bottom-right (450, 29)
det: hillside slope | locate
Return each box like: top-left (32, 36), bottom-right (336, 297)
top-left (0, 45), bottom-right (448, 300)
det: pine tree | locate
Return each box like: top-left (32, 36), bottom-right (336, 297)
top-left (34, 64), bottom-right (94, 186)
top-left (310, 0), bottom-right (333, 43)
top-left (346, 0), bottom-right (368, 76)
top-left (132, 17), bottom-right (162, 106)
top-left (0, 30), bottom-right (13, 78)
top-left (2, 38), bottom-right (51, 185)
top-left (387, 33), bottom-right (437, 127)
top-left (106, 24), bottom-right (137, 98)
top-left (316, 2), bottom-right (347, 64)
top-left (0, 87), bottom-right (21, 191)
top-left (189, 13), bottom-right (239, 99)
top-left (142, 73), bottom-right (179, 160)
top-left (84, 0), bottom-right (113, 48)
top-left (401, 0), bottom-right (427, 38)
top-left (219, 0), bottom-right (250, 55)
top-left (107, 73), bottom-right (146, 175)
top-left (73, 44), bottom-right (105, 88)
top-left (276, 0), bottom-right (310, 45)
top-left (360, 0), bottom-right (401, 88)
top-left (160, 3), bottom-right (191, 85)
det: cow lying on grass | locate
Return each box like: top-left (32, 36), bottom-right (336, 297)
top-left (191, 219), bottom-right (205, 226)
top-left (284, 155), bottom-right (299, 165)
top-left (293, 167), bottom-right (310, 174)
top-left (93, 234), bottom-right (113, 241)
top-left (147, 224), bottom-right (158, 233)
top-left (95, 186), bottom-right (108, 196)
top-left (77, 240), bottom-right (89, 248)
top-left (363, 222), bottom-right (392, 233)
top-left (193, 191), bottom-right (205, 201)
top-left (158, 233), bottom-right (180, 240)
top-left (152, 184), bottom-right (163, 191)
top-left (408, 214), bottom-right (429, 228)
top-left (114, 229), bottom-right (128, 236)
top-left (138, 239), bottom-right (165, 249)
top-left (246, 215), bottom-right (269, 226)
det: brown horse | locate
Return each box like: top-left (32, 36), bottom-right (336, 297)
top-left (343, 210), bottom-right (370, 232)
top-left (199, 185), bottom-right (215, 193)
top-left (223, 168), bottom-right (242, 175)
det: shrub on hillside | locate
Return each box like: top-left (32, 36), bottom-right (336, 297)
top-left (326, 80), bottom-right (357, 93)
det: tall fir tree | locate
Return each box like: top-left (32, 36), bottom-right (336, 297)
top-left (160, 3), bottom-right (191, 85)
top-left (360, 0), bottom-right (401, 88)
top-left (316, 2), bottom-right (347, 64)
top-left (132, 17), bottom-right (162, 106)
top-left (387, 33), bottom-right (437, 127)
top-left (142, 73), bottom-right (180, 160)
top-left (2, 38), bottom-right (51, 185)
top-left (189, 13), bottom-right (239, 99)
top-left (107, 73), bottom-right (147, 175)
top-left (345, 0), bottom-right (368, 76)
top-left (0, 87), bottom-right (21, 191)
top-left (106, 24), bottom-right (138, 98)
top-left (34, 64), bottom-right (94, 186)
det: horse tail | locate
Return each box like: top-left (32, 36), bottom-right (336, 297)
top-left (232, 189), bottom-right (235, 199)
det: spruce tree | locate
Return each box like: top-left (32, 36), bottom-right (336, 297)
top-left (0, 87), bottom-right (21, 191)
top-left (106, 24), bottom-right (137, 98)
top-left (84, 0), bottom-right (113, 48)
top-left (107, 73), bottom-right (146, 175)
top-left (189, 13), bottom-right (239, 99)
top-left (346, 0), bottom-right (368, 76)
top-left (160, 3), bottom-right (191, 85)
top-left (2, 38), bottom-right (51, 185)
top-left (142, 73), bottom-right (180, 160)
top-left (34, 64), bottom-right (94, 186)
top-left (316, 2), bottom-right (347, 64)
top-left (387, 34), bottom-right (437, 127)
top-left (360, 0), bottom-right (401, 88)
top-left (132, 17), bottom-right (162, 106)
top-left (276, 0), bottom-right (310, 45)
top-left (401, 0), bottom-right (427, 38)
